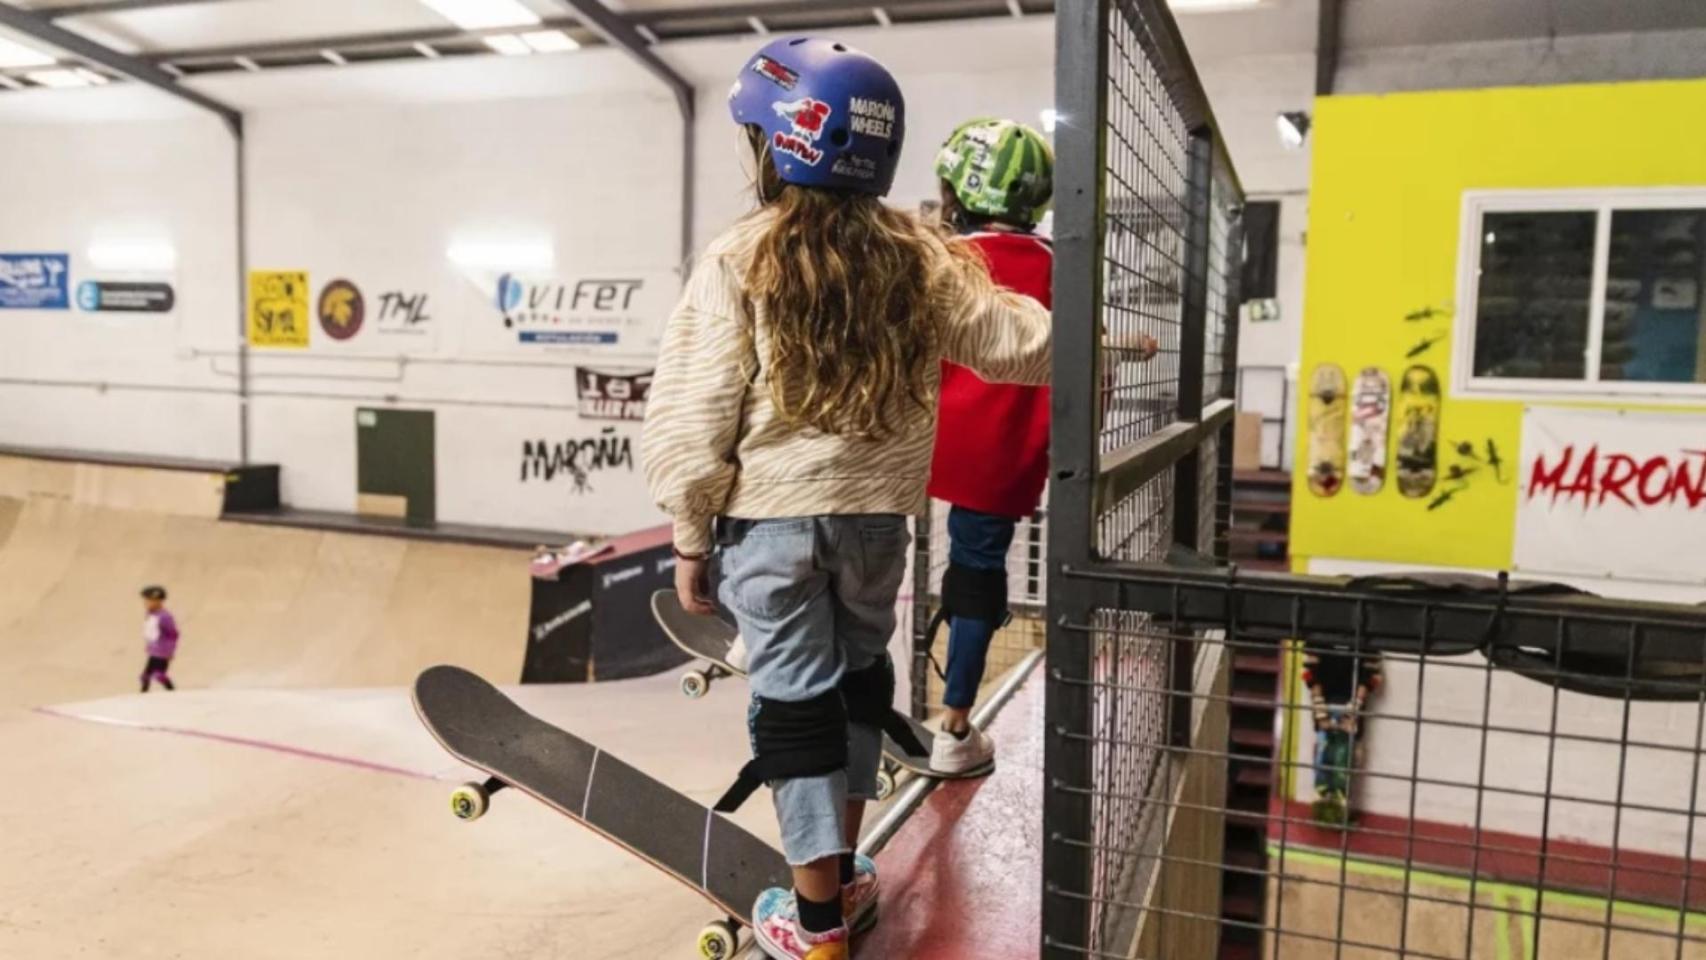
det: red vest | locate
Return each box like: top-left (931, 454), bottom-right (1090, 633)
top-left (926, 231), bottom-right (1053, 519)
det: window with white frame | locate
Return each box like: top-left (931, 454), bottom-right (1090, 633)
top-left (1457, 189), bottom-right (1706, 398)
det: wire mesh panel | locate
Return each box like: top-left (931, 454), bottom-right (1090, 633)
top-left (1046, 0), bottom-right (1247, 956)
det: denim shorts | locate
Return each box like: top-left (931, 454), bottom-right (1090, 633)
top-left (719, 514), bottom-right (910, 866)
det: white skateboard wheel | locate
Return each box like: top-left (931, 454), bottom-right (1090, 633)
top-left (697, 919), bottom-right (738, 958)
top-left (681, 671), bottom-right (710, 699)
top-left (875, 768), bottom-right (897, 802)
top-left (450, 781), bottom-right (489, 821)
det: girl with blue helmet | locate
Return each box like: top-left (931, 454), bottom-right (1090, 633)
top-left (643, 36), bottom-right (1054, 960)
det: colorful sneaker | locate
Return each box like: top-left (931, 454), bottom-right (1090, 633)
top-left (843, 854), bottom-right (879, 934)
top-left (751, 888), bottom-right (849, 960)
top-left (930, 725), bottom-right (996, 776)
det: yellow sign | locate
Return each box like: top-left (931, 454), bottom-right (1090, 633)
top-left (248, 270), bottom-right (310, 348)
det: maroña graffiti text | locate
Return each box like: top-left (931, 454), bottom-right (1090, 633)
top-left (520, 427), bottom-right (634, 493)
top-left (1526, 444), bottom-right (1706, 510)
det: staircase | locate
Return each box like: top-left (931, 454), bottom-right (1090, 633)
top-left (1226, 469), bottom-right (1291, 572)
top-left (1218, 628), bottom-right (1283, 958)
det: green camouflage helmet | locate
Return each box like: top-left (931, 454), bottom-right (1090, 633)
top-left (934, 117), bottom-right (1055, 226)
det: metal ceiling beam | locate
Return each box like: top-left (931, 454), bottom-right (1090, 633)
top-left (46, 0), bottom-right (235, 19)
top-left (145, 17), bottom-right (592, 64)
top-left (627, 0), bottom-right (1019, 26)
top-left (1316, 0), bottom-right (1342, 95)
top-left (0, 0), bottom-right (239, 128)
top-left (550, 0), bottom-right (696, 266)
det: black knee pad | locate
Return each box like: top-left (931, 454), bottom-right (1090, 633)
top-left (714, 690), bottom-right (848, 813)
top-left (839, 658), bottom-right (927, 759)
top-left (940, 561), bottom-right (1010, 626)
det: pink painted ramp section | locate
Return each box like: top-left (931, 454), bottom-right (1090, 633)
top-left (862, 673), bottom-right (1043, 959)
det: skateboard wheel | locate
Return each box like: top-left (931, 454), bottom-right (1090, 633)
top-left (697, 919), bottom-right (738, 959)
top-left (450, 781), bottom-right (490, 821)
top-left (875, 768), bottom-right (897, 802)
top-left (681, 671), bottom-right (710, 700)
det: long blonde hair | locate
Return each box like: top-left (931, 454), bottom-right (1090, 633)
top-left (743, 134), bottom-right (974, 440)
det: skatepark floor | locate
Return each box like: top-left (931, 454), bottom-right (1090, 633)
top-left (4, 489), bottom-right (1040, 959)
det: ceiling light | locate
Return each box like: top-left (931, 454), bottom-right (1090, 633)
top-left (1170, 0), bottom-right (1263, 10)
top-left (419, 0), bottom-right (540, 31)
top-left (24, 68), bottom-right (99, 88)
top-left (89, 239), bottom-right (177, 272)
top-left (521, 30), bottom-right (580, 53)
top-left (413, 42), bottom-right (441, 59)
top-left (1040, 108), bottom-right (1061, 133)
top-left (447, 238), bottom-right (554, 272)
top-left (0, 36), bottom-right (55, 69)
top-left (483, 34), bottom-right (531, 56)
top-left (1276, 110), bottom-right (1311, 150)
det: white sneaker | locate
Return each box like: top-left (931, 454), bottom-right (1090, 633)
top-left (726, 633), bottom-right (750, 673)
top-left (929, 726), bottom-right (996, 776)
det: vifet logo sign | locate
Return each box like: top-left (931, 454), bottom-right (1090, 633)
top-left (497, 275), bottom-right (644, 347)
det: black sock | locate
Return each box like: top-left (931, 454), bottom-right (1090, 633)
top-left (796, 889), bottom-right (842, 934)
top-left (839, 853), bottom-right (854, 886)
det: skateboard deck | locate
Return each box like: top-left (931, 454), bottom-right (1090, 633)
top-left (1347, 367), bottom-right (1391, 496)
top-left (651, 589), bottom-right (989, 785)
top-left (412, 665), bottom-right (787, 958)
top-left (1395, 365), bottom-right (1441, 499)
top-left (1306, 363), bottom-right (1348, 497)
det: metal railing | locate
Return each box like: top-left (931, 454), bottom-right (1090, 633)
top-left (1043, 7), bottom-right (1706, 960)
top-left (1045, 0), bottom-right (1244, 954)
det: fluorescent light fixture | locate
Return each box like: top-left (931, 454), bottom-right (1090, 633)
top-left (483, 33), bottom-right (531, 56)
top-left (0, 75), bottom-right (23, 91)
top-left (0, 36), bottom-right (55, 69)
top-left (872, 8), bottom-right (892, 27)
top-left (447, 238), bottom-right (554, 272)
top-left (234, 56), bottom-right (261, 72)
top-left (747, 16), bottom-right (770, 34)
top-left (1171, 0), bottom-right (1263, 10)
top-left (521, 30), bottom-right (579, 53)
top-left (89, 239), bottom-right (178, 272)
top-left (25, 68), bottom-right (101, 88)
top-left (1040, 108), bottom-right (1061, 133)
top-left (321, 49), bottom-right (347, 66)
top-left (418, 0), bottom-right (540, 30)
top-left (413, 41), bottom-right (441, 59)
top-left (1276, 110), bottom-right (1311, 150)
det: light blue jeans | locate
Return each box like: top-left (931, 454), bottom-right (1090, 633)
top-left (718, 514), bottom-right (909, 866)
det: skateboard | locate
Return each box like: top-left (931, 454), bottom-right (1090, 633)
top-left (413, 665), bottom-right (785, 959)
top-left (1347, 367), bottom-right (1391, 496)
top-left (1395, 365), bottom-right (1441, 499)
top-left (1306, 363), bottom-right (1348, 497)
top-left (651, 589), bottom-right (990, 800)
top-left (1311, 706), bottom-right (1356, 829)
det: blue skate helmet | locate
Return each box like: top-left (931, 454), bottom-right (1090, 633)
top-left (728, 36), bottom-right (906, 197)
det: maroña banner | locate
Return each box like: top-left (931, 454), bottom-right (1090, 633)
top-left (1514, 406), bottom-right (1706, 584)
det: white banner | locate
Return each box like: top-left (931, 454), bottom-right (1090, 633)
top-left (462, 270), bottom-right (678, 362)
top-left (1514, 406), bottom-right (1706, 584)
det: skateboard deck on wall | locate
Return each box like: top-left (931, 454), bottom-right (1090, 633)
top-left (651, 589), bottom-right (991, 792)
top-left (1347, 367), bottom-right (1392, 496)
top-left (1395, 365), bottom-right (1441, 499)
top-left (1306, 363), bottom-right (1349, 497)
top-left (412, 665), bottom-right (786, 959)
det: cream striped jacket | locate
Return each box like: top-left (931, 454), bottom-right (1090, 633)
top-left (641, 209), bottom-right (1052, 554)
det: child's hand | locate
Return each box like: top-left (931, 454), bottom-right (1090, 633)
top-left (676, 555), bottom-right (717, 616)
top-left (1107, 331), bottom-right (1160, 362)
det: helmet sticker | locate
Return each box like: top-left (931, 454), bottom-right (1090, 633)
top-left (771, 97), bottom-right (832, 166)
top-left (847, 97), bottom-right (896, 140)
top-left (751, 55), bottom-right (799, 91)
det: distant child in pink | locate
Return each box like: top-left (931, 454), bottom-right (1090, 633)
top-left (139, 585), bottom-right (179, 693)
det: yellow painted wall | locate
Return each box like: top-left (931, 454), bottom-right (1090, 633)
top-left (1293, 78), bottom-right (1706, 570)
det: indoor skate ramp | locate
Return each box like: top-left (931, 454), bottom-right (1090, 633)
top-left (10, 671), bottom-right (773, 960)
top-left (1265, 846), bottom-right (1706, 959)
top-left (856, 662), bottom-right (1044, 959)
top-left (0, 494), bottom-right (529, 708)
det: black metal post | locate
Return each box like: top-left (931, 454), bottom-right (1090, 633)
top-left (1042, 0), bottom-right (1109, 953)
